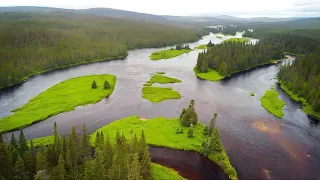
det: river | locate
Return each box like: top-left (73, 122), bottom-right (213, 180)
top-left (1, 33), bottom-right (320, 179)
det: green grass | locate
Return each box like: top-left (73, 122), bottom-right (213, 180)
top-left (260, 86), bottom-right (286, 118)
top-left (151, 163), bottom-right (185, 180)
top-left (150, 49), bottom-right (192, 60)
top-left (193, 67), bottom-right (225, 82)
top-left (157, 72), bottom-right (166, 74)
top-left (250, 92), bottom-right (255, 96)
top-left (223, 38), bottom-right (249, 43)
top-left (142, 87), bottom-right (181, 102)
top-left (29, 136), bottom-right (54, 147)
top-left (147, 74), bottom-right (182, 85)
top-left (216, 36), bottom-right (223, 38)
top-left (279, 81), bottom-right (320, 119)
top-left (0, 74), bottom-right (116, 133)
top-left (195, 44), bottom-right (207, 49)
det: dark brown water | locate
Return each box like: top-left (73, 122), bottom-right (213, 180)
top-left (150, 146), bottom-right (228, 180)
top-left (1, 33), bottom-right (320, 179)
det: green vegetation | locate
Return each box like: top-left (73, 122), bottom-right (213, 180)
top-left (147, 74), bottom-right (182, 85)
top-left (0, 12), bottom-right (204, 89)
top-left (250, 92), bottom-right (255, 96)
top-left (195, 44), bottom-right (207, 49)
top-left (0, 74), bottom-right (116, 133)
top-left (193, 67), bottom-right (225, 81)
top-left (91, 115), bottom-right (237, 179)
top-left (260, 86), bottom-right (286, 118)
top-left (142, 87), bottom-right (181, 102)
top-left (156, 72), bottom-right (166, 74)
top-left (151, 163), bottom-right (185, 180)
top-left (150, 49), bottom-right (192, 60)
top-left (195, 42), bottom-right (283, 77)
top-left (0, 123), bottom-right (160, 180)
top-left (223, 38), bottom-right (249, 43)
top-left (206, 25), bottom-right (244, 36)
top-left (216, 36), bottom-right (223, 38)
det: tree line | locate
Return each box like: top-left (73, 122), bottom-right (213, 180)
top-left (278, 50), bottom-right (320, 113)
top-left (205, 25), bottom-right (244, 36)
top-left (0, 11), bottom-right (206, 89)
top-left (195, 42), bottom-right (283, 77)
top-left (0, 123), bottom-right (152, 180)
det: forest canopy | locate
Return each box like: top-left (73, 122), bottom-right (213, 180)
top-left (0, 12), bottom-right (205, 89)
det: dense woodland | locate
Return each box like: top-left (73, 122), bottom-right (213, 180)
top-left (259, 33), bottom-right (320, 54)
top-left (205, 25), bottom-right (244, 36)
top-left (0, 124), bottom-right (152, 180)
top-left (0, 12), bottom-right (206, 89)
top-left (196, 42), bottom-right (283, 76)
top-left (278, 51), bottom-right (320, 113)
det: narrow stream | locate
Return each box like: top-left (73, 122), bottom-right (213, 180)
top-left (1, 33), bottom-right (320, 179)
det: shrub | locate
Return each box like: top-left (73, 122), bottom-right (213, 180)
top-left (104, 81), bottom-right (110, 89)
top-left (187, 128), bottom-right (193, 138)
top-left (91, 81), bottom-right (97, 89)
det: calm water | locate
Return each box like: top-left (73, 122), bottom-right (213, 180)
top-left (1, 33), bottom-right (320, 179)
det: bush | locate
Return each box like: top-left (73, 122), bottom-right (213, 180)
top-left (91, 80), bottom-right (97, 89)
top-left (104, 81), bottom-right (110, 89)
top-left (187, 128), bottom-right (193, 138)
top-left (176, 128), bottom-right (184, 134)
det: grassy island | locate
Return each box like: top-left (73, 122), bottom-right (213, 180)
top-left (147, 74), bottom-right (182, 85)
top-left (195, 44), bottom-right (207, 49)
top-left (150, 49), bottom-right (192, 60)
top-left (216, 36), bottom-right (223, 38)
top-left (142, 87), bottom-right (181, 102)
top-left (279, 81), bottom-right (320, 119)
top-left (193, 67), bottom-right (224, 82)
top-left (0, 74), bottom-right (116, 133)
top-left (91, 116), bottom-right (237, 179)
top-left (260, 86), bottom-right (286, 118)
top-left (151, 163), bottom-right (185, 180)
top-left (223, 38), bottom-right (249, 43)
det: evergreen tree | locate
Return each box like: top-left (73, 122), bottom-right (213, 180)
top-left (14, 155), bottom-right (28, 180)
top-left (91, 80), bottom-right (97, 89)
top-left (92, 148), bottom-right (105, 180)
top-left (130, 153), bottom-right (143, 180)
top-left (0, 143), bottom-right (13, 179)
top-left (104, 80), bottom-right (110, 89)
top-left (208, 113), bottom-right (217, 135)
top-left (140, 144), bottom-right (151, 180)
top-left (25, 149), bottom-right (36, 180)
top-left (0, 133), bottom-right (3, 143)
top-left (188, 128), bottom-right (194, 138)
top-left (84, 160), bottom-right (94, 180)
top-left (36, 147), bottom-right (48, 172)
top-left (66, 127), bottom-right (80, 180)
top-left (18, 129), bottom-right (29, 158)
top-left (104, 135), bottom-right (114, 171)
top-left (51, 154), bottom-right (66, 180)
top-left (81, 125), bottom-right (91, 161)
top-left (10, 133), bottom-right (18, 150)
top-left (53, 122), bottom-right (62, 165)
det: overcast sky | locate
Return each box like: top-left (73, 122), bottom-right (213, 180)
top-left (1, 0), bottom-right (320, 17)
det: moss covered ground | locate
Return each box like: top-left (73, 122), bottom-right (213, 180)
top-left (142, 87), bottom-right (181, 102)
top-left (0, 74), bottom-right (116, 133)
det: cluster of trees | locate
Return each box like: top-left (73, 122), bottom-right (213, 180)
top-left (0, 123), bottom-right (152, 180)
top-left (180, 100), bottom-right (198, 127)
top-left (278, 50), bottom-right (320, 112)
top-left (175, 44), bottom-right (190, 50)
top-left (206, 25), bottom-right (244, 36)
top-left (259, 33), bottom-right (320, 54)
top-left (91, 81), bottom-right (110, 89)
top-left (243, 30), bottom-right (254, 38)
top-left (0, 12), bottom-right (204, 89)
top-left (201, 113), bottom-right (222, 156)
top-left (196, 42), bottom-right (283, 76)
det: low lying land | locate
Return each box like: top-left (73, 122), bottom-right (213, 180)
top-left (146, 74), bottom-right (182, 85)
top-left (0, 74), bottom-right (116, 133)
top-left (223, 38), bottom-right (249, 43)
top-left (142, 86), bottom-right (181, 102)
top-left (151, 163), bottom-right (185, 180)
top-left (216, 36), bottom-right (223, 38)
top-left (193, 67), bottom-right (225, 81)
top-left (279, 81), bottom-right (320, 119)
top-left (91, 116), bottom-right (237, 179)
top-left (260, 86), bottom-right (286, 118)
top-left (195, 44), bottom-right (207, 49)
top-left (150, 49), bottom-right (192, 60)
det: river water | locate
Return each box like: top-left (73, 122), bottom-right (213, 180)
top-left (1, 33), bottom-right (320, 179)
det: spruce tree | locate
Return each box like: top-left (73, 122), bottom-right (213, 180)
top-left (104, 80), bottom-right (110, 89)
top-left (81, 125), bottom-right (90, 161)
top-left (0, 143), bottom-right (13, 179)
top-left (14, 155), bottom-right (28, 180)
top-left (130, 153), bottom-right (142, 180)
top-left (92, 148), bottom-right (105, 180)
top-left (51, 154), bottom-right (66, 180)
top-left (53, 122), bottom-right (62, 164)
top-left (104, 135), bottom-right (113, 171)
top-left (91, 80), bottom-right (97, 89)
top-left (0, 133), bottom-right (3, 143)
top-left (188, 128), bottom-right (194, 138)
top-left (66, 129), bottom-right (79, 180)
top-left (140, 144), bottom-right (151, 180)
top-left (10, 133), bottom-right (18, 150)
top-left (36, 147), bottom-right (48, 172)
top-left (84, 160), bottom-right (94, 180)
top-left (24, 149), bottom-right (36, 180)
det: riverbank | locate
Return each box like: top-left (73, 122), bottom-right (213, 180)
top-left (150, 49), bottom-right (193, 60)
top-left (90, 116), bottom-right (237, 179)
top-left (151, 163), bottom-right (186, 180)
top-left (223, 38), bottom-right (249, 43)
top-left (0, 74), bottom-right (116, 133)
top-left (195, 44), bottom-right (208, 49)
top-left (260, 86), bottom-right (286, 118)
top-left (278, 81), bottom-right (320, 120)
top-left (193, 67), bottom-right (225, 81)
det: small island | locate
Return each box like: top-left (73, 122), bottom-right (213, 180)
top-left (223, 38), bottom-right (249, 43)
top-left (142, 73), bottom-right (182, 102)
top-left (150, 44), bottom-right (192, 60)
top-left (260, 86), bottom-right (286, 118)
top-left (0, 74), bottom-right (116, 133)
